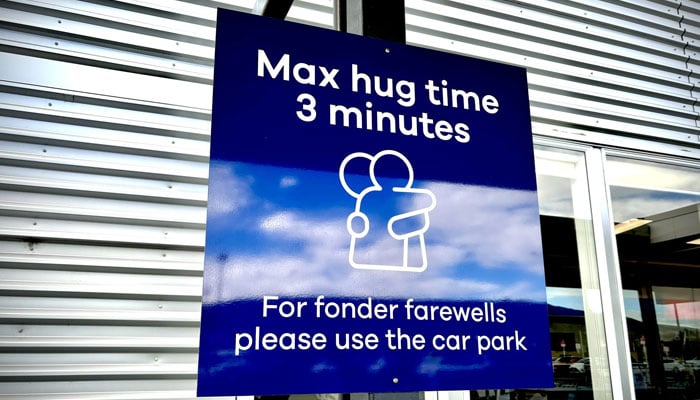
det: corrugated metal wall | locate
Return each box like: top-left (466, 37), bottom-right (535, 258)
top-left (0, 0), bottom-right (698, 398)
top-left (406, 0), bottom-right (700, 148)
top-left (0, 0), bottom-right (331, 398)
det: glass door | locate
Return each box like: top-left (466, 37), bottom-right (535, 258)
top-left (607, 154), bottom-right (700, 400)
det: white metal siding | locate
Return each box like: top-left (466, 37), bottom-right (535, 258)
top-left (0, 0), bottom-right (332, 398)
top-left (406, 0), bottom-right (700, 147)
top-left (0, 0), bottom-right (698, 399)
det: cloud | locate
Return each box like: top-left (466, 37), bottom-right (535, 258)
top-left (207, 163), bottom-right (253, 216)
top-left (280, 176), bottom-right (298, 188)
top-left (259, 211), bottom-right (347, 248)
top-left (203, 247), bottom-right (533, 303)
top-left (422, 182), bottom-right (545, 274)
top-left (418, 355), bottom-right (490, 376)
top-left (204, 186), bottom-right (547, 304)
top-left (607, 158), bottom-right (700, 194)
top-left (535, 175), bottom-right (575, 218)
top-left (606, 158), bottom-right (700, 221)
top-left (202, 165), bottom-right (548, 304)
top-left (610, 186), bottom-right (699, 222)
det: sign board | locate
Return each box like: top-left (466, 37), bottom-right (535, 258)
top-left (198, 8), bottom-right (553, 396)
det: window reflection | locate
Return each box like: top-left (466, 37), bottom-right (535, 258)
top-left (609, 156), bottom-right (700, 400)
top-left (547, 287), bottom-right (592, 388)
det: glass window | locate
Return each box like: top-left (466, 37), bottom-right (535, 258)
top-left (608, 155), bottom-right (700, 400)
top-left (470, 145), bottom-right (613, 399)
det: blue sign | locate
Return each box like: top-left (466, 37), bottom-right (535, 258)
top-left (198, 8), bottom-right (553, 396)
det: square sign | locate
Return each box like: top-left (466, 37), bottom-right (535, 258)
top-left (198, 8), bottom-right (553, 396)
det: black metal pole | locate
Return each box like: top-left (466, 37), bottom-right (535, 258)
top-left (337, 0), bottom-right (406, 44)
top-left (257, 0), bottom-right (295, 19)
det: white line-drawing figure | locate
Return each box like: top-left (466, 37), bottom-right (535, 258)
top-left (339, 150), bottom-right (437, 272)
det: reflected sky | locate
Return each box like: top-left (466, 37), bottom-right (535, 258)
top-left (546, 288), bottom-right (645, 322)
top-left (606, 157), bottom-right (700, 194)
top-left (608, 158), bottom-right (700, 329)
top-left (536, 175), bottom-right (575, 218)
top-left (610, 186), bottom-right (700, 222)
top-left (607, 156), bottom-right (700, 222)
top-left (654, 287), bottom-right (700, 330)
top-left (203, 160), bottom-right (547, 304)
top-left (656, 302), bottom-right (700, 330)
top-left (546, 287), bottom-right (583, 310)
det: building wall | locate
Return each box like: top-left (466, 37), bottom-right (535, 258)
top-left (406, 0), bottom-right (700, 149)
top-left (0, 0), bottom-right (698, 398)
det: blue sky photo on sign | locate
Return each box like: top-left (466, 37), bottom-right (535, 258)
top-left (197, 8), bottom-right (553, 396)
top-left (204, 160), bottom-right (545, 301)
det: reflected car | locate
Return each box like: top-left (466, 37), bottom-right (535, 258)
top-left (552, 356), bottom-right (581, 375)
top-left (685, 357), bottom-right (700, 372)
top-left (569, 357), bottom-right (590, 374)
top-left (663, 358), bottom-right (684, 374)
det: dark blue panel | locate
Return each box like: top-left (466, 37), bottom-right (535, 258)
top-left (209, 9), bottom-right (535, 190)
top-left (198, 298), bottom-right (552, 396)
